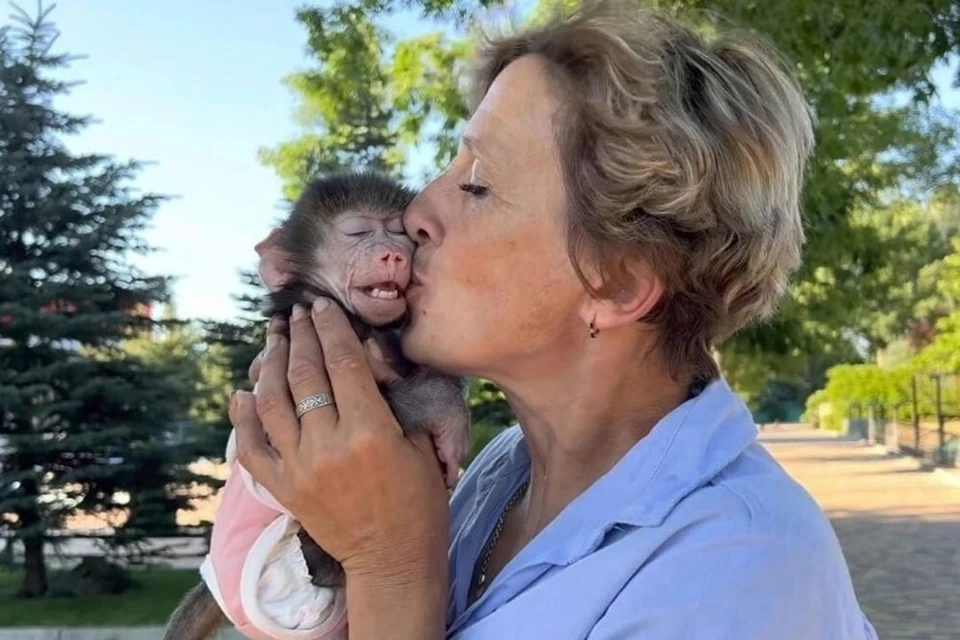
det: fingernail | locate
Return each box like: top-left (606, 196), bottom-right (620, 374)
top-left (267, 314), bottom-right (286, 336)
top-left (313, 297), bottom-right (330, 312)
top-left (366, 338), bottom-right (385, 362)
top-left (232, 390), bottom-right (254, 415)
top-left (292, 304), bottom-right (305, 320)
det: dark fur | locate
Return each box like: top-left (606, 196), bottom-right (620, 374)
top-left (164, 171), bottom-right (470, 640)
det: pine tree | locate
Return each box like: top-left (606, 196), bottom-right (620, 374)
top-left (0, 4), bottom-right (204, 596)
top-left (112, 307), bottom-right (224, 541)
top-left (198, 269), bottom-right (267, 458)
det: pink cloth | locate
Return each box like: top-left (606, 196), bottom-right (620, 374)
top-left (199, 430), bottom-right (348, 640)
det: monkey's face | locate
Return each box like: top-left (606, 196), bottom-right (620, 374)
top-left (322, 210), bottom-right (415, 326)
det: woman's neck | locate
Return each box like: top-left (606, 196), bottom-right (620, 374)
top-left (493, 331), bottom-right (692, 546)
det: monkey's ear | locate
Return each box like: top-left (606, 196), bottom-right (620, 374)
top-left (254, 228), bottom-right (291, 292)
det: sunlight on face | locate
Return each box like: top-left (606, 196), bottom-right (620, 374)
top-left (400, 55), bottom-right (587, 381)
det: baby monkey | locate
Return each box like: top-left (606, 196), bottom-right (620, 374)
top-left (164, 171), bottom-right (472, 640)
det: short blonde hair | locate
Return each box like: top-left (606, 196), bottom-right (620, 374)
top-left (470, 0), bottom-right (815, 381)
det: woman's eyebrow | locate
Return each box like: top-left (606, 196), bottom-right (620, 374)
top-left (464, 133), bottom-right (511, 160)
top-left (462, 134), bottom-right (509, 177)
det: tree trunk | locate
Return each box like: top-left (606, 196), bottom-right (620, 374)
top-left (18, 479), bottom-right (47, 597)
top-left (22, 532), bottom-right (47, 597)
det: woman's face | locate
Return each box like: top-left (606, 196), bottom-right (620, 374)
top-left (402, 55), bottom-right (588, 379)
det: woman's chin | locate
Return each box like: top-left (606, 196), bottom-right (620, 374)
top-left (399, 320), bottom-right (443, 365)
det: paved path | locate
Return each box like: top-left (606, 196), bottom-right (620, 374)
top-left (760, 427), bottom-right (960, 640)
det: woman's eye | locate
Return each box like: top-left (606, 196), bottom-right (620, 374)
top-left (458, 182), bottom-right (489, 197)
top-left (345, 231), bottom-right (371, 237)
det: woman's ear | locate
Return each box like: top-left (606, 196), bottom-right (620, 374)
top-left (581, 257), bottom-right (665, 332)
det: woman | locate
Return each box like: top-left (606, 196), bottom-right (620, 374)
top-left (230, 2), bottom-right (878, 638)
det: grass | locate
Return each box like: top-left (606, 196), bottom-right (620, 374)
top-left (0, 566), bottom-right (198, 626)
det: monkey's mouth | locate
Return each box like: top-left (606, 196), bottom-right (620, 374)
top-left (361, 281), bottom-right (404, 301)
top-left (351, 281), bottom-right (408, 326)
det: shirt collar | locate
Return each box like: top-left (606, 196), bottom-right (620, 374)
top-left (472, 376), bottom-right (758, 568)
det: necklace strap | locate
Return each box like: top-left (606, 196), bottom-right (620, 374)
top-left (473, 479), bottom-right (529, 599)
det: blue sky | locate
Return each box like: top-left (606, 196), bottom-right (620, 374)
top-left (15, 1), bottom-right (960, 321)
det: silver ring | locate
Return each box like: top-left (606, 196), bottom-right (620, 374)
top-left (296, 392), bottom-right (336, 418)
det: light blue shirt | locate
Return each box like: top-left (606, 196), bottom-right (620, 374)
top-left (445, 377), bottom-right (878, 639)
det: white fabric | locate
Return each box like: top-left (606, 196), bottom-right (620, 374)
top-left (240, 513), bottom-right (348, 639)
top-left (202, 429), bottom-right (347, 639)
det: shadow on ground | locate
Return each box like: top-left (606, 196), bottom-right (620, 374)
top-left (761, 428), bottom-right (960, 640)
top-left (829, 513), bottom-right (960, 640)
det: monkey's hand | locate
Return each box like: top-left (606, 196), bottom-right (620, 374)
top-left (430, 407), bottom-right (472, 489)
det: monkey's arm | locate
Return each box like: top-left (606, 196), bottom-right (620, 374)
top-left (383, 369), bottom-right (472, 487)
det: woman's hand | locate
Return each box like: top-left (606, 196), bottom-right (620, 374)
top-left (247, 331), bottom-right (401, 388)
top-left (229, 299), bottom-right (450, 590)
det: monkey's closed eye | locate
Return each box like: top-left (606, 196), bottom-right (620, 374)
top-left (458, 182), bottom-right (489, 197)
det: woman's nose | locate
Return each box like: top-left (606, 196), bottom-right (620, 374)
top-left (403, 186), bottom-right (440, 246)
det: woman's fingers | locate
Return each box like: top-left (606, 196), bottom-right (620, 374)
top-left (230, 390), bottom-right (282, 491)
top-left (364, 338), bottom-right (403, 384)
top-left (248, 349), bottom-right (264, 386)
top-left (309, 298), bottom-right (394, 431)
top-left (287, 303), bottom-right (339, 432)
top-left (255, 315), bottom-right (300, 458)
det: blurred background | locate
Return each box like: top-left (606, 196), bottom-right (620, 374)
top-left (1, 0), bottom-right (958, 638)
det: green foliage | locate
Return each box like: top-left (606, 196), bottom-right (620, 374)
top-left (256, 0), bottom-right (960, 428)
top-left (823, 363), bottom-right (914, 407)
top-left (806, 224), bottom-right (960, 429)
top-left (390, 31), bottom-right (474, 176)
top-left (197, 269), bottom-right (269, 457)
top-left (467, 378), bottom-right (513, 426)
top-left (702, 0), bottom-right (960, 394)
top-left (258, 4), bottom-right (402, 199)
top-left (805, 357), bottom-right (960, 431)
top-left (801, 388), bottom-right (829, 428)
top-left (0, 4), bottom-right (201, 596)
top-left (463, 421), bottom-right (506, 468)
top-left (915, 312), bottom-right (960, 373)
top-left (910, 230), bottom-right (960, 372)
top-left (77, 312), bottom-right (226, 538)
top-left (258, 2), bottom-right (476, 198)
top-left (847, 195), bottom-right (956, 354)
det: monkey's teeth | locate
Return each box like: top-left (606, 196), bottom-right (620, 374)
top-left (370, 287), bottom-right (399, 300)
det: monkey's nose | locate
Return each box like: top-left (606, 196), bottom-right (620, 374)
top-left (380, 250), bottom-right (407, 265)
